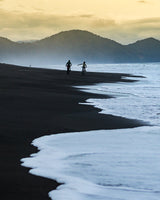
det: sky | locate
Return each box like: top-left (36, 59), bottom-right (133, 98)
top-left (0, 0), bottom-right (160, 44)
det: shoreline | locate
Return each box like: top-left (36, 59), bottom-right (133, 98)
top-left (0, 63), bottom-right (145, 200)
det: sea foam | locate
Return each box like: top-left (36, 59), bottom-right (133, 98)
top-left (22, 126), bottom-right (160, 200)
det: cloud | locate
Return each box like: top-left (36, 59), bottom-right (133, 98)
top-left (112, 17), bottom-right (160, 43)
top-left (137, 0), bottom-right (148, 3)
top-left (0, 9), bottom-right (116, 39)
top-left (78, 14), bottom-right (94, 18)
top-left (90, 17), bottom-right (160, 44)
top-left (0, 8), bottom-right (160, 44)
top-left (90, 18), bottom-right (116, 28)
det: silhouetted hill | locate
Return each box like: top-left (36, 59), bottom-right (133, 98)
top-left (0, 30), bottom-right (160, 65)
top-left (0, 37), bottom-right (17, 53)
top-left (33, 30), bottom-right (130, 63)
top-left (126, 37), bottom-right (160, 62)
top-left (0, 37), bottom-right (33, 64)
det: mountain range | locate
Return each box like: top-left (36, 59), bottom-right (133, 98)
top-left (0, 30), bottom-right (160, 65)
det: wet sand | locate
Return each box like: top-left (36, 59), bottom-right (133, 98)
top-left (0, 63), bottom-right (144, 200)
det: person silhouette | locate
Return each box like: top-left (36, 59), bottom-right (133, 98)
top-left (78, 61), bottom-right (87, 75)
top-left (66, 60), bottom-right (72, 74)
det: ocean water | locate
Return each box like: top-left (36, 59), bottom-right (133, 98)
top-left (76, 64), bottom-right (160, 125)
top-left (21, 63), bottom-right (160, 200)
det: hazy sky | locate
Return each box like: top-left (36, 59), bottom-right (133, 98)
top-left (0, 0), bottom-right (160, 43)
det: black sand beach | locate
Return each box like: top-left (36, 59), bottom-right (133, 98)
top-left (0, 63), bottom-right (144, 200)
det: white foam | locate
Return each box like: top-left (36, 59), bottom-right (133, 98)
top-left (22, 126), bottom-right (160, 200)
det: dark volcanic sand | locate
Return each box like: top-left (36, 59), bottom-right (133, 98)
top-left (0, 63), bottom-right (144, 200)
